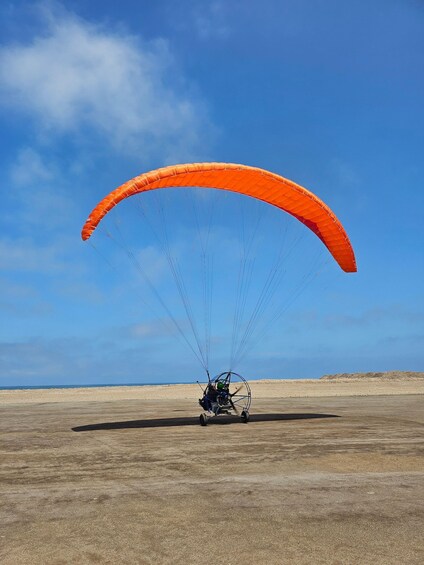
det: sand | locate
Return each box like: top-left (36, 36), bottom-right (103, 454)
top-left (2, 375), bottom-right (424, 404)
top-left (1, 378), bottom-right (424, 564)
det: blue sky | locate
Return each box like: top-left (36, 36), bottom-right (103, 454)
top-left (0, 0), bottom-right (423, 385)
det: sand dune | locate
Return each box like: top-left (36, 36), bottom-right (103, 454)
top-left (321, 370), bottom-right (424, 380)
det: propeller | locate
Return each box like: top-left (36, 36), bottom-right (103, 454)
top-left (230, 385), bottom-right (243, 397)
top-left (228, 384), bottom-right (244, 414)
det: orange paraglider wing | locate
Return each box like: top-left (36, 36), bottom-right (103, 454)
top-left (81, 162), bottom-right (356, 272)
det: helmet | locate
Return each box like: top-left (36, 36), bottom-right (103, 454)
top-left (217, 381), bottom-right (225, 390)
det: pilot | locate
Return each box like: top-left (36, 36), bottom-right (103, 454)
top-left (217, 380), bottom-right (228, 396)
top-left (206, 382), bottom-right (219, 414)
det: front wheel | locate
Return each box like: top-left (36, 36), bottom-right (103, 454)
top-left (200, 413), bottom-right (209, 426)
top-left (241, 410), bottom-right (250, 423)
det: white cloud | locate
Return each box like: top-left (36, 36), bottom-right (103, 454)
top-left (0, 4), bottom-right (213, 161)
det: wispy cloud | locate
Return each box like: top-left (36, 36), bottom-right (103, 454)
top-left (0, 276), bottom-right (52, 318)
top-left (0, 339), bottom-right (69, 378)
top-left (0, 334), bottom-right (192, 383)
top-left (323, 306), bottom-right (424, 330)
top-left (287, 305), bottom-right (424, 332)
top-left (0, 236), bottom-right (71, 273)
top-left (121, 320), bottom-right (176, 339)
top-left (134, 245), bottom-right (169, 283)
top-left (163, 1), bottom-right (229, 41)
top-left (5, 147), bottom-right (75, 233)
top-left (10, 146), bottom-right (53, 186)
top-left (0, 3), bottom-right (213, 161)
top-left (192, 2), bottom-right (229, 39)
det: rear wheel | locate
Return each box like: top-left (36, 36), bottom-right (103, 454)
top-left (241, 410), bottom-right (250, 423)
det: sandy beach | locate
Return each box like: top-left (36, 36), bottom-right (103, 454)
top-left (1, 377), bottom-right (424, 564)
top-left (2, 375), bottom-right (424, 404)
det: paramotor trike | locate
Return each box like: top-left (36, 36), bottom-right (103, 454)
top-left (198, 371), bottom-right (251, 426)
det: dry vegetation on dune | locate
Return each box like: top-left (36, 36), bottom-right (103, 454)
top-left (320, 371), bottom-right (424, 381)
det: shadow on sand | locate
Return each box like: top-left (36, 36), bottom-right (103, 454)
top-left (72, 413), bottom-right (339, 432)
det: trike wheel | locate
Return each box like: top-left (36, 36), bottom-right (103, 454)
top-left (241, 410), bottom-right (250, 423)
top-left (200, 413), bottom-right (209, 426)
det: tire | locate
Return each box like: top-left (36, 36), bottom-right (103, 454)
top-left (241, 410), bottom-right (250, 423)
top-left (200, 413), bottom-right (208, 426)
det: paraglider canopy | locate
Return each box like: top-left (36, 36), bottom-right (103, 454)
top-left (81, 162), bottom-right (356, 273)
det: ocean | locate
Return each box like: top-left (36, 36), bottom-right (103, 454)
top-left (0, 382), bottom-right (181, 391)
